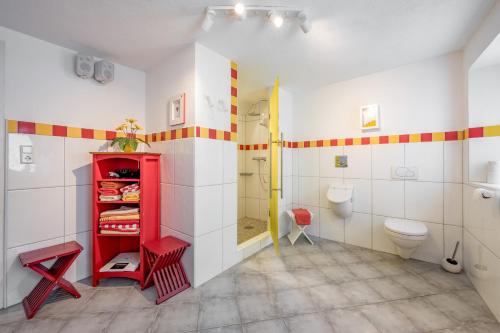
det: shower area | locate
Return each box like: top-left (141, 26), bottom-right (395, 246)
top-left (237, 99), bottom-right (270, 245)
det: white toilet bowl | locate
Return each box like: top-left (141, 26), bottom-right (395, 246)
top-left (384, 219), bottom-right (428, 259)
top-left (326, 184), bottom-right (353, 218)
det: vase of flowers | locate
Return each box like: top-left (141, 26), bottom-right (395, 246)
top-left (111, 118), bottom-right (149, 152)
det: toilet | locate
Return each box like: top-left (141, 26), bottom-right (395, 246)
top-left (326, 184), bottom-right (353, 218)
top-left (384, 218), bottom-right (428, 259)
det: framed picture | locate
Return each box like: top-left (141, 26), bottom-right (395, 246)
top-left (168, 93), bottom-right (186, 126)
top-left (360, 104), bottom-right (380, 130)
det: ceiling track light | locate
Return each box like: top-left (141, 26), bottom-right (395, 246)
top-left (201, 8), bottom-right (216, 32)
top-left (269, 11), bottom-right (284, 28)
top-left (201, 4), bottom-right (312, 33)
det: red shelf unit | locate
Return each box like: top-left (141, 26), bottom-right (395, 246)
top-left (91, 152), bottom-right (160, 288)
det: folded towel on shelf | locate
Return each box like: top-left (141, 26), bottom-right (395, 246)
top-left (100, 206), bottom-right (139, 217)
top-left (99, 195), bottom-right (122, 202)
top-left (99, 219), bottom-right (139, 226)
top-left (120, 183), bottom-right (140, 194)
top-left (100, 222), bottom-right (140, 233)
top-left (99, 214), bottom-right (140, 222)
top-left (98, 188), bottom-right (120, 195)
top-left (292, 208), bottom-right (311, 225)
top-left (122, 192), bottom-right (140, 202)
top-left (100, 181), bottom-right (127, 189)
top-left (100, 229), bottom-right (140, 235)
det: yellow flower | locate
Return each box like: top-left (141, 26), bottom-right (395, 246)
top-left (126, 118), bottom-right (137, 124)
top-left (134, 124), bottom-right (143, 130)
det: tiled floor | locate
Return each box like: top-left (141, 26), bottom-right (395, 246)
top-left (1, 237), bottom-right (500, 333)
top-left (237, 217), bottom-right (268, 244)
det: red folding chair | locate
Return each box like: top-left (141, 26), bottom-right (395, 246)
top-left (143, 236), bottom-right (191, 304)
top-left (18, 241), bottom-right (83, 319)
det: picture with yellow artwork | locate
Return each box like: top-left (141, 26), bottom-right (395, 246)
top-left (360, 104), bottom-right (380, 130)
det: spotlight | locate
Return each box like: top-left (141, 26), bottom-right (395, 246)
top-left (269, 11), bottom-right (284, 28)
top-left (202, 9), bottom-right (216, 32)
top-left (298, 11), bottom-right (312, 33)
top-left (234, 3), bottom-right (245, 15)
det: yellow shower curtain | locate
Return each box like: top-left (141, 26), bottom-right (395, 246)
top-left (269, 78), bottom-right (280, 254)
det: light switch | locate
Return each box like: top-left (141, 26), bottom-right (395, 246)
top-left (20, 145), bottom-right (33, 164)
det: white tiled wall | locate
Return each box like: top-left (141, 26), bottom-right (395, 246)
top-left (5, 134), bottom-right (109, 306)
top-left (292, 140), bottom-right (463, 264)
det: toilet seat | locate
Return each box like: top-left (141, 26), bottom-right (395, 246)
top-left (384, 219), bottom-right (427, 237)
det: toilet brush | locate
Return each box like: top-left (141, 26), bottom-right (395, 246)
top-left (441, 241), bottom-right (462, 274)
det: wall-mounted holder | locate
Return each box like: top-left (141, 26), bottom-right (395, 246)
top-left (335, 155), bottom-right (347, 168)
top-left (239, 172), bottom-right (253, 176)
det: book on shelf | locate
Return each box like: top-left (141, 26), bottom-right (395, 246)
top-left (99, 252), bottom-right (140, 272)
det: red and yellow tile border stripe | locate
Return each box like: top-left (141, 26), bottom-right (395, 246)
top-left (7, 122), bottom-right (500, 147)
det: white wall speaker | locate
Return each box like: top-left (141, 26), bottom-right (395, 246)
top-left (94, 60), bottom-right (114, 84)
top-left (75, 53), bottom-right (95, 79)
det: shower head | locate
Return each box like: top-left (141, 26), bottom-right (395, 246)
top-left (247, 99), bottom-right (269, 117)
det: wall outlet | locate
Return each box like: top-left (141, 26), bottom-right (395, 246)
top-left (335, 155), bottom-right (348, 168)
top-left (391, 166), bottom-right (418, 180)
top-left (20, 145), bottom-right (33, 164)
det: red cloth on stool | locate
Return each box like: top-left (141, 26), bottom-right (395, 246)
top-left (292, 208), bottom-right (311, 225)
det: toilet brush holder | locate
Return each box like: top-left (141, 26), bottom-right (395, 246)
top-left (441, 241), bottom-right (462, 274)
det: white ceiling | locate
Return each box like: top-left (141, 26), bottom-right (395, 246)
top-left (0, 0), bottom-right (496, 100)
top-left (472, 32), bottom-right (500, 69)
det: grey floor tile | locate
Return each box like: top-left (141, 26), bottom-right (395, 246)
top-left (360, 303), bottom-right (419, 333)
top-left (234, 258), bottom-right (262, 275)
top-left (455, 289), bottom-right (497, 316)
top-left (201, 275), bottom-right (236, 299)
top-left (354, 249), bottom-right (385, 262)
top-left (292, 268), bottom-right (330, 287)
top-left (371, 260), bottom-right (407, 276)
top-left (198, 297), bottom-right (240, 330)
top-left (280, 245), bottom-right (301, 257)
top-left (326, 308), bottom-right (379, 333)
top-left (391, 273), bottom-right (439, 296)
top-left (318, 241), bottom-right (346, 254)
top-left (402, 259), bottom-right (439, 274)
top-left (283, 254), bottom-right (314, 269)
top-left (367, 278), bottom-right (412, 301)
top-left (266, 271), bottom-right (300, 291)
top-left (284, 312), bottom-right (333, 333)
top-left (393, 298), bottom-right (457, 332)
top-left (0, 304), bottom-right (25, 325)
top-left (200, 325), bottom-right (243, 333)
top-left (339, 281), bottom-right (384, 306)
top-left (36, 288), bottom-right (95, 318)
top-left (107, 308), bottom-right (157, 333)
top-left (307, 252), bottom-right (336, 266)
top-left (426, 293), bottom-right (496, 324)
top-left (244, 319), bottom-right (288, 333)
top-left (465, 322), bottom-right (500, 333)
top-left (275, 289), bottom-right (316, 316)
top-left (308, 284), bottom-right (351, 310)
top-left (17, 317), bottom-right (66, 333)
top-left (258, 257), bottom-right (287, 272)
top-left (153, 301), bottom-right (199, 333)
top-left (161, 287), bottom-right (201, 305)
top-left (123, 286), bottom-right (157, 308)
top-left (420, 270), bottom-right (471, 291)
top-left (319, 264), bottom-right (356, 283)
top-left (237, 293), bottom-right (279, 323)
top-left (331, 251), bottom-right (361, 264)
top-left (235, 273), bottom-right (269, 295)
top-left (82, 287), bottom-right (132, 313)
top-left (348, 263), bottom-right (383, 279)
top-left (0, 321), bottom-right (20, 333)
top-left (59, 312), bottom-right (115, 333)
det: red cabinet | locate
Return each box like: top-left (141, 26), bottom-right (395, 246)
top-left (91, 153), bottom-right (160, 287)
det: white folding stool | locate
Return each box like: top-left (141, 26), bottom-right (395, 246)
top-left (286, 209), bottom-right (314, 245)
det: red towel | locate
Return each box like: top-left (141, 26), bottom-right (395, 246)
top-left (98, 188), bottom-right (120, 195)
top-left (292, 208), bottom-right (311, 225)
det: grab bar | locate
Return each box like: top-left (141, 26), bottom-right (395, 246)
top-left (269, 132), bottom-right (272, 199)
top-left (280, 132), bottom-right (283, 199)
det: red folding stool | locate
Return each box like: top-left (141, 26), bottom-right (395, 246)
top-left (18, 241), bottom-right (83, 319)
top-left (142, 236), bottom-right (191, 304)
